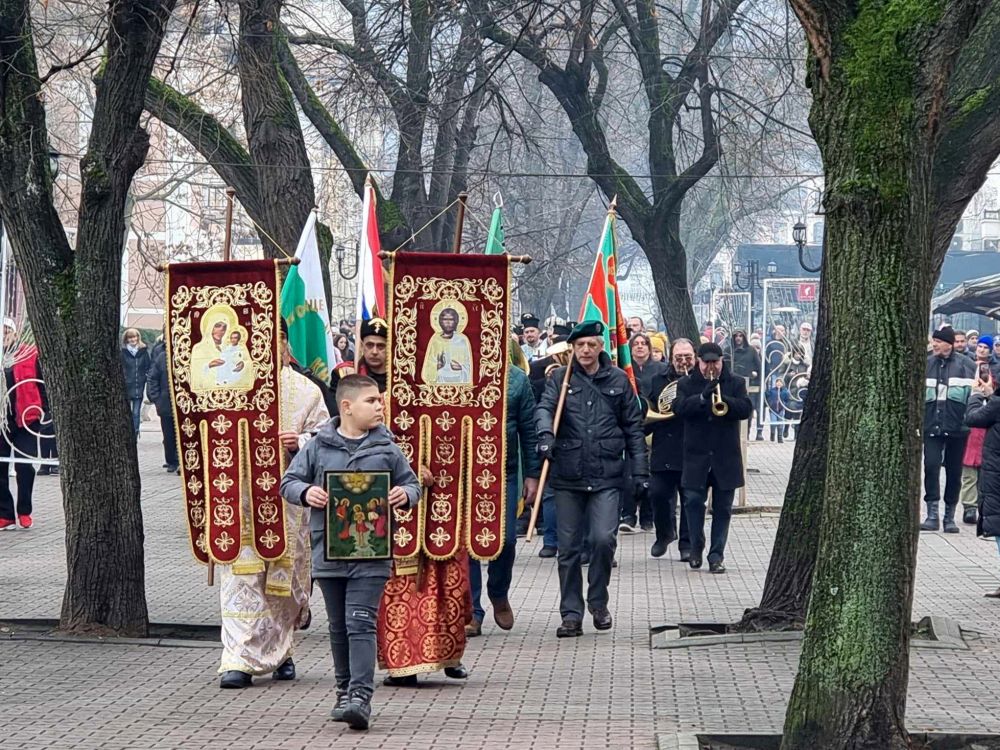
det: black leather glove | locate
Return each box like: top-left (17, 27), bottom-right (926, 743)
top-left (633, 476), bottom-right (649, 500)
top-left (537, 433), bottom-right (555, 461)
top-left (701, 379), bottom-right (719, 399)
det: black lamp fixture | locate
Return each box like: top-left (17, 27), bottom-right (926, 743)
top-left (334, 240), bottom-right (359, 280)
top-left (48, 148), bottom-right (60, 180)
top-left (792, 219), bottom-right (822, 273)
top-left (732, 259), bottom-right (777, 331)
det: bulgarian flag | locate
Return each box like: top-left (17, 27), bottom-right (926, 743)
top-left (485, 204), bottom-right (505, 254)
top-left (578, 202), bottom-right (637, 393)
top-left (280, 209), bottom-right (336, 381)
top-left (355, 177), bottom-right (386, 321)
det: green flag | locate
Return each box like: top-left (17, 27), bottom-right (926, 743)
top-left (280, 210), bottom-right (335, 381)
top-left (485, 206), bottom-right (505, 254)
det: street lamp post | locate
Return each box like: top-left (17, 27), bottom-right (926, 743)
top-left (793, 220), bottom-right (822, 273)
top-left (733, 259), bottom-right (778, 332)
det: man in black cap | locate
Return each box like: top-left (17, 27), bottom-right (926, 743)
top-left (675, 342), bottom-right (753, 573)
top-left (536, 320), bottom-right (647, 637)
top-left (520, 313), bottom-right (547, 361)
top-left (355, 318), bottom-right (389, 393)
top-left (922, 326), bottom-right (975, 532)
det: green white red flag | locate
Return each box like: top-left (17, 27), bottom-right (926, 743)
top-left (578, 203), bottom-right (637, 393)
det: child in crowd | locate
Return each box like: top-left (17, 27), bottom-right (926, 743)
top-left (280, 374), bottom-right (420, 730)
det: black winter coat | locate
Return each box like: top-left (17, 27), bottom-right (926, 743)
top-left (675, 365), bottom-right (754, 490)
top-left (145, 342), bottom-right (171, 415)
top-left (729, 340), bottom-right (761, 383)
top-left (122, 345), bottom-right (151, 401)
top-left (536, 352), bottom-right (648, 491)
top-left (966, 394), bottom-right (1000, 538)
top-left (634, 359), bottom-right (669, 400)
top-left (645, 364), bottom-right (687, 474)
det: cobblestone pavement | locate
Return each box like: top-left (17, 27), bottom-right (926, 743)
top-left (2, 423), bottom-right (1000, 749)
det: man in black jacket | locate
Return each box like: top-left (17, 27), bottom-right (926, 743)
top-left (646, 338), bottom-right (696, 559)
top-left (675, 342), bottom-right (753, 573)
top-left (536, 320), bottom-right (648, 637)
top-left (922, 326), bottom-right (975, 532)
top-left (145, 334), bottom-right (178, 473)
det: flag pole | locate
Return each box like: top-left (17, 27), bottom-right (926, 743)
top-left (451, 192), bottom-right (468, 253)
top-left (210, 186), bottom-right (237, 587)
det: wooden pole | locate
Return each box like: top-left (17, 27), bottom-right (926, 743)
top-left (207, 186), bottom-right (237, 587)
top-left (526, 356), bottom-right (574, 542)
top-left (451, 192), bottom-right (468, 253)
top-left (222, 187), bottom-right (236, 262)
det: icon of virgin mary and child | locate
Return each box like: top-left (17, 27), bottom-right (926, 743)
top-left (420, 300), bottom-right (474, 386)
top-left (190, 304), bottom-right (255, 393)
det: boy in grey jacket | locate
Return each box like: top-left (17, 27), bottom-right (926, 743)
top-left (281, 374), bottom-right (420, 730)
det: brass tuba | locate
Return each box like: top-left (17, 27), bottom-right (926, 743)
top-left (544, 341), bottom-right (571, 377)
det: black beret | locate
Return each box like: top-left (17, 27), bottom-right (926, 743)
top-left (360, 317), bottom-right (389, 340)
top-left (552, 321), bottom-right (573, 337)
top-left (567, 320), bottom-right (605, 343)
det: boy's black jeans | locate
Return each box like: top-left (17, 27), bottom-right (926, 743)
top-left (316, 576), bottom-right (387, 697)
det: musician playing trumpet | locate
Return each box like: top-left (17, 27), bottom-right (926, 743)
top-left (645, 338), bottom-right (697, 560)
top-left (674, 342), bottom-right (754, 573)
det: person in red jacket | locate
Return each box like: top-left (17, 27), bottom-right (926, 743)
top-left (0, 318), bottom-right (46, 530)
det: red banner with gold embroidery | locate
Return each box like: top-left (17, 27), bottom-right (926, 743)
top-left (387, 252), bottom-right (510, 562)
top-left (165, 260), bottom-right (286, 565)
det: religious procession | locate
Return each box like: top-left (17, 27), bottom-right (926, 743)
top-left (94, 180), bottom-right (758, 734)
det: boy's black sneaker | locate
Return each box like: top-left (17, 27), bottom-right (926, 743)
top-left (343, 692), bottom-right (372, 730)
top-left (329, 690), bottom-right (349, 722)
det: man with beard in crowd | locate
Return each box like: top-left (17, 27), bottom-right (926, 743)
top-left (536, 321), bottom-right (647, 637)
top-left (922, 326), bottom-right (975, 533)
top-left (675, 342), bottom-right (753, 573)
top-left (645, 338), bottom-right (696, 560)
top-left (520, 313), bottom-right (547, 361)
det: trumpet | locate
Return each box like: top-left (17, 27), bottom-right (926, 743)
top-left (711, 382), bottom-right (729, 417)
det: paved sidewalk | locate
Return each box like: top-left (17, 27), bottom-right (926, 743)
top-left (1, 426), bottom-right (1000, 749)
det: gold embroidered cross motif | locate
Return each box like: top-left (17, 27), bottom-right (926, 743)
top-left (253, 413), bottom-right (274, 432)
top-left (435, 411), bottom-right (457, 431)
top-left (258, 529), bottom-right (281, 550)
top-left (475, 528), bottom-right (497, 547)
top-left (429, 527), bottom-right (451, 547)
top-left (255, 471), bottom-right (278, 492)
top-left (213, 472), bottom-right (235, 494)
top-left (181, 418), bottom-right (197, 438)
top-left (475, 469), bottom-right (497, 490)
top-left (215, 531), bottom-right (236, 552)
top-left (394, 410), bottom-right (415, 432)
top-left (393, 527), bottom-right (414, 547)
top-left (476, 412), bottom-right (498, 431)
top-left (211, 414), bottom-right (233, 435)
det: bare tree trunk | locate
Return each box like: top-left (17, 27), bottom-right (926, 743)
top-left (0, 0), bottom-right (176, 635)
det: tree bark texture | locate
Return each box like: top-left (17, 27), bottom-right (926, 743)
top-left (0, 0), bottom-right (176, 635)
top-left (736, 251), bottom-right (831, 631)
top-left (746, 2), bottom-right (1000, 638)
top-left (779, 0), bottom-right (994, 744)
top-left (238, 0), bottom-right (315, 259)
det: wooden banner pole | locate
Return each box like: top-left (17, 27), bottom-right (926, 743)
top-left (451, 192), bottom-right (468, 254)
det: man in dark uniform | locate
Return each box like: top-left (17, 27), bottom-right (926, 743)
top-left (675, 342), bottom-right (753, 573)
top-left (520, 313), bottom-right (547, 361)
top-left (645, 338), bottom-right (697, 559)
top-left (353, 318), bottom-right (388, 393)
top-left (536, 320), bottom-right (647, 637)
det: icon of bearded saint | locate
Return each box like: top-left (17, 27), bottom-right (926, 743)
top-left (420, 300), bottom-right (473, 385)
top-left (190, 304), bottom-right (254, 393)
